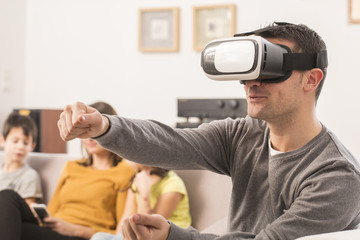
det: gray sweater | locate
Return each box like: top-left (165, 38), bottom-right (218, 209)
top-left (96, 115), bottom-right (360, 240)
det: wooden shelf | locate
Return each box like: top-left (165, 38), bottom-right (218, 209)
top-left (14, 109), bottom-right (67, 153)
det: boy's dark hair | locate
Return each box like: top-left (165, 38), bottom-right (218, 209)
top-left (2, 112), bottom-right (38, 144)
top-left (257, 23), bottom-right (327, 101)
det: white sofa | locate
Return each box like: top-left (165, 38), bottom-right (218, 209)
top-left (0, 151), bottom-right (231, 233)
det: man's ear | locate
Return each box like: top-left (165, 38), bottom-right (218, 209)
top-left (303, 68), bottom-right (324, 93)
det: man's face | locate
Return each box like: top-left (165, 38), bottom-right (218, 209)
top-left (244, 38), bottom-right (305, 123)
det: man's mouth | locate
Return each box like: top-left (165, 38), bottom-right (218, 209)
top-left (248, 95), bottom-right (267, 102)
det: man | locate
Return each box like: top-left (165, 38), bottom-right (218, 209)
top-left (58, 23), bottom-right (360, 240)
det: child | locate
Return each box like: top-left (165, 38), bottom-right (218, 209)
top-left (0, 112), bottom-right (43, 205)
top-left (90, 163), bottom-right (191, 240)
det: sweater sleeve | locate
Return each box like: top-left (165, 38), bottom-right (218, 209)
top-left (168, 222), bottom-right (257, 240)
top-left (95, 115), bottom-right (243, 175)
top-left (115, 166), bottom-right (136, 224)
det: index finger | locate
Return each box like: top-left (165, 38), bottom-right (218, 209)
top-left (58, 103), bottom-right (89, 141)
top-left (122, 217), bottom-right (138, 240)
top-left (128, 216), bottom-right (149, 240)
top-left (71, 102), bottom-right (89, 127)
top-left (131, 213), bottom-right (165, 229)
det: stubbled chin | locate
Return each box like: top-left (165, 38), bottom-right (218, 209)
top-left (247, 106), bottom-right (265, 120)
top-left (248, 113), bottom-right (261, 119)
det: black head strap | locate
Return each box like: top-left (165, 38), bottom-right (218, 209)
top-left (236, 22), bottom-right (328, 84)
top-left (283, 51), bottom-right (328, 71)
top-left (239, 50), bottom-right (328, 85)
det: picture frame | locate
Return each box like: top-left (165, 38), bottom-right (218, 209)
top-left (349, 0), bottom-right (360, 24)
top-left (193, 4), bottom-right (236, 51)
top-left (138, 8), bottom-right (180, 52)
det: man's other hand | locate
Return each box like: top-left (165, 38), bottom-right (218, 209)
top-left (122, 213), bottom-right (170, 240)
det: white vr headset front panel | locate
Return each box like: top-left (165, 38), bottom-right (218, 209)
top-left (201, 36), bottom-right (291, 82)
top-left (202, 36), bottom-right (264, 81)
top-left (214, 41), bottom-right (257, 73)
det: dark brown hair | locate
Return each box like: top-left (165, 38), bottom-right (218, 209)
top-left (80, 101), bottom-right (122, 167)
top-left (257, 23), bottom-right (327, 101)
top-left (2, 112), bottom-right (38, 144)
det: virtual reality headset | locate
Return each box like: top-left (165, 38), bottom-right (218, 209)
top-left (201, 29), bottom-right (328, 84)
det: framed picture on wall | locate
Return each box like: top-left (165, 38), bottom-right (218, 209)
top-left (193, 4), bottom-right (236, 51)
top-left (349, 0), bottom-right (360, 23)
top-left (138, 8), bottom-right (180, 52)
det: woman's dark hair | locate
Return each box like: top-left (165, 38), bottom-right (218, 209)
top-left (2, 112), bottom-right (38, 144)
top-left (80, 101), bottom-right (122, 167)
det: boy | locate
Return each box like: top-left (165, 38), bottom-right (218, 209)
top-left (0, 112), bottom-right (43, 205)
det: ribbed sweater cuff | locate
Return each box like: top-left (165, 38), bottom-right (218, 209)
top-left (167, 222), bottom-right (194, 240)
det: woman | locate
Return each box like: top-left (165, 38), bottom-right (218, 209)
top-left (0, 101), bottom-right (135, 240)
top-left (90, 163), bottom-right (191, 240)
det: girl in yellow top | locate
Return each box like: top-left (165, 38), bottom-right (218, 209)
top-left (0, 102), bottom-right (135, 240)
top-left (90, 164), bottom-right (191, 240)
